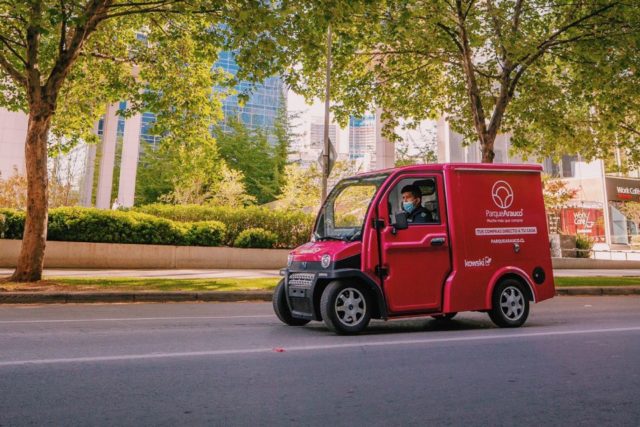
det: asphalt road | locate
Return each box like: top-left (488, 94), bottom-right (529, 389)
top-left (0, 297), bottom-right (639, 426)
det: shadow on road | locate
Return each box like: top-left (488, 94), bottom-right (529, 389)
top-left (297, 316), bottom-right (501, 336)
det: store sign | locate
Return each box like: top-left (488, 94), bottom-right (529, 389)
top-left (560, 208), bottom-right (605, 242)
top-left (606, 177), bottom-right (640, 202)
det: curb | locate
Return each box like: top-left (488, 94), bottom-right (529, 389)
top-left (554, 286), bottom-right (640, 296)
top-left (0, 287), bottom-right (639, 304)
top-left (0, 291), bottom-right (273, 304)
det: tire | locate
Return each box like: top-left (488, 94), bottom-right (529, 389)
top-left (431, 312), bottom-right (457, 321)
top-left (272, 279), bottom-right (310, 326)
top-left (488, 279), bottom-right (530, 328)
top-left (320, 281), bottom-right (372, 335)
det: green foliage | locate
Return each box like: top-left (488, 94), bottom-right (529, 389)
top-left (135, 204), bottom-right (314, 248)
top-left (214, 118), bottom-right (285, 205)
top-left (233, 228), bottom-right (278, 249)
top-left (47, 207), bottom-right (189, 245)
top-left (0, 207), bottom-right (230, 247)
top-left (205, 165), bottom-right (257, 208)
top-left (276, 161), bottom-right (363, 213)
top-left (185, 221), bottom-right (227, 247)
top-left (0, 1), bottom-right (262, 154)
top-left (575, 234), bottom-right (594, 259)
top-left (0, 213), bottom-right (6, 238)
top-left (0, 201), bottom-right (364, 248)
top-left (233, 1), bottom-right (640, 163)
top-left (542, 176), bottom-right (578, 211)
top-left (0, 209), bottom-right (25, 239)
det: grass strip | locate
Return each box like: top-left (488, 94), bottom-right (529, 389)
top-left (1, 277), bottom-right (280, 292)
top-left (554, 276), bottom-right (640, 287)
top-left (2, 276), bottom-right (639, 293)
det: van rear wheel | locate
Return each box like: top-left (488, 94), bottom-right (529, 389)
top-left (272, 279), bottom-right (310, 326)
top-left (320, 281), bottom-right (371, 335)
top-left (488, 279), bottom-right (529, 328)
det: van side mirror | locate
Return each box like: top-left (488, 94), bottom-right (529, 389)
top-left (392, 212), bottom-right (408, 233)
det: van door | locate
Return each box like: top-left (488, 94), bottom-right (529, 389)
top-left (378, 173), bottom-right (451, 313)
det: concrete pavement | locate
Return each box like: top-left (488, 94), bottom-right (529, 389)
top-left (0, 297), bottom-right (638, 425)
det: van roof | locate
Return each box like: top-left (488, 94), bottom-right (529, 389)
top-left (351, 163), bottom-right (543, 178)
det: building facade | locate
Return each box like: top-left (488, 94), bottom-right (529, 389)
top-left (214, 51), bottom-right (284, 137)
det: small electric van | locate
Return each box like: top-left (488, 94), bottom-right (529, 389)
top-left (273, 163), bottom-right (555, 334)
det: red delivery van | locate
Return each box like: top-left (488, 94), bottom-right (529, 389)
top-left (273, 163), bottom-right (555, 334)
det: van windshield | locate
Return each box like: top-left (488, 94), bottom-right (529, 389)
top-left (313, 174), bottom-right (389, 241)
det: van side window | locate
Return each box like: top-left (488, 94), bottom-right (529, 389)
top-left (389, 177), bottom-right (440, 225)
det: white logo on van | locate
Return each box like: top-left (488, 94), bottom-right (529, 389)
top-left (464, 256), bottom-right (493, 268)
top-left (491, 180), bottom-right (514, 209)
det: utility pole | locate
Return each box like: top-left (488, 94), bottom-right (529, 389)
top-left (321, 23), bottom-right (332, 202)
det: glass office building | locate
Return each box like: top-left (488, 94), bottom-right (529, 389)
top-left (348, 114), bottom-right (376, 161)
top-left (214, 50), bottom-right (284, 138)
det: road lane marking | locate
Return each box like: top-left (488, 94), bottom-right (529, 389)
top-left (0, 326), bottom-right (639, 367)
top-left (0, 315), bottom-right (274, 324)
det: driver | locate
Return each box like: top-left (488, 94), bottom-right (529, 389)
top-left (400, 184), bottom-right (429, 224)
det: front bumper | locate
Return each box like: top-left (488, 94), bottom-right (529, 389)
top-left (283, 270), bottom-right (319, 320)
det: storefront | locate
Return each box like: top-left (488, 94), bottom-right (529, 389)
top-left (556, 174), bottom-right (640, 247)
top-left (559, 206), bottom-right (606, 242)
top-left (605, 176), bottom-right (640, 245)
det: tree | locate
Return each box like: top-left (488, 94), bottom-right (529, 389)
top-left (619, 202), bottom-right (640, 226)
top-left (0, 0), bottom-right (273, 281)
top-left (0, 163), bottom-right (82, 209)
top-left (542, 175), bottom-right (578, 234)
top-left (234, 1), bottom-right (638, 163)
top-left (207, 164), bottom-right (256, 208)
top-left (214, 118), bottom-right (286, 205)
top-left (0, 167), bottom-right (28, 209)
top-left (395, 122), bottom-right (438, 166)
top-left (272, 96), bottom-right (298, 198)
top-left (277, 160), bottom-right (362, 213)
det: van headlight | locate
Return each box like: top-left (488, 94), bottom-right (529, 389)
top-left (321, 254), bottom-right (331, 269)
top-left (287, 254), bottom-right (294, 267)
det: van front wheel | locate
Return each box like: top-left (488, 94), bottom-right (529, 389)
top-left (320, 281), bottom-right (371, 335)
top-left (272, 280), bottom-right (310, 326)
top-left (488, 279), bottom-right (530, 328)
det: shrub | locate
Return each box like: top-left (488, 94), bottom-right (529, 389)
top-left (575, 234), bottom-right (593, 258)
top-left (0, 206), bottom-right (306, 248)
top-left (47, 207), bottom-right (188, 245)
top-left (135, 204), bottom-right (314, 248)
top-left (0, 208), bottom-right (25, 239)
top-left (233, 227), bottom-right (278, 249)
top-left (0, 207), bottom-right (229, 247)
top-left (185, 221), bottom-right (227, 246)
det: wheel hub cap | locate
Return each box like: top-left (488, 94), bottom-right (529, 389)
top-left (500, 286), bottom-right (524, 320)
top-left (335, 288), bottom-right (366, 326)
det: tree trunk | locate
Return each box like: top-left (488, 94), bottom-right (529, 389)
top-left (10, 106), bottom-right (52, 282)
top-left (480, 132), bottom-right (497, 163)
